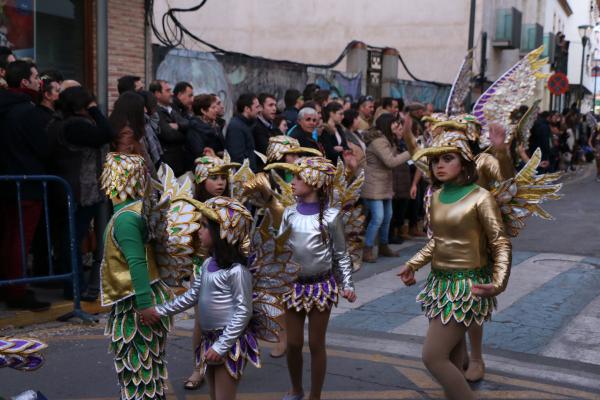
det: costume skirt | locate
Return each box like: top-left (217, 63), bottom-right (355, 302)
top-left (196, 328), bottom-right (260, 379)
top-left (105, 281), bottom-right (172, 400)
top-left (417, 267), bottom-right (496, 327)
top-left (283, 271), bottom-right (339, 313)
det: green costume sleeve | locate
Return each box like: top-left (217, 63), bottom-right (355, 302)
top-left (113, 211), bottom-right (153, 309)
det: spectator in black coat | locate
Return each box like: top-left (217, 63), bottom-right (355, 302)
top-left (289, 107), bottom-right (322, 152)
top-left (253, 93), bottom-right (278, 170)
top-left (282, 88), bottom-right (303, 127)
top-left (173, 81), bottom-right (194, 121)
top-left (529, 112), bottom-right (552, 173)
top-left (320, 101), bottom-right (349, 164)
top-left (225, 93), bottom-right (260, 171)
top-left (0, 60), bottom-right (50, 310)
top-left (188, 94), bottom-right (225, 160)
top-left (149, 79), bottom-right (189, 176)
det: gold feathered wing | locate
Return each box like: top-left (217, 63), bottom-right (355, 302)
top-left (491, 148), bottom-right (563, 237)
top-left (153, 163), bottom-right (198, 285)
top-left (230, 158), bottom-right (255, 202)
top-left (248, 211), bottom-right (299, 342)
top-left (330, 160), bottom-right (365, 270)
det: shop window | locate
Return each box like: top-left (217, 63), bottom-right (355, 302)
top-left (1, 0), bottom-right (86, 83)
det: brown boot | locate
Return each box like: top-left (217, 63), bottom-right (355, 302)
top-left (362, 246), bottom-right (377, 263)
top-left (379, 244), bottom-right (400, 257)
top-left (400, 224), bottom-right (411, 240)
top-left (409, 225), bottom-right (426, 237)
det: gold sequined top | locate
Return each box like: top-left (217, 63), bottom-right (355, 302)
top-left (475, 151), bottom-right (515, 189)
top-left (405, 186), bottom-right (512, 292)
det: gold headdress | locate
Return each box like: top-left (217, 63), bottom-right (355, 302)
top-left (166, 195), bottom-right (252, 263)
top-left (193, 153), bottom-right (240, 184)
top-left (100, 152), bottom-right (148, 201)
top-left (264, 156), bottom-right (336, 189)
top-left (265, 135), bottom-right (322, 163)
top-left (412, 128), bottom-right (473, 162)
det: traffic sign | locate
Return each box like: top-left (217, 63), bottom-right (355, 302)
top-left (547, 72), bottom-right (569, 95)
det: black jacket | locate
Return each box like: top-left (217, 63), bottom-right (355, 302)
top-left (529, 118), bottom-right (551, 162)
top-left (47, 107), bottom-right (114, 205)
top-left (289, 127), bottom-right (322, 153)
top-left (156, 105), bottom-right (189, 176)
top-left (0, 89), bottom-right (52, 200)
top-left (253, 116), bottom-right (278, 170)
top-left (187, 117), bottom-right (225, 161)
top-left (225, 115), bottom-right (257, 171)
top-left (319, 124), bottom-right (349, 164)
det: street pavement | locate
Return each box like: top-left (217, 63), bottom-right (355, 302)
top-left (2, 165), bottom-right (600, 400)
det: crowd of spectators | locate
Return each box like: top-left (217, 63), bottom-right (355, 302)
top-left (0, 44), bottom-right (596, 311)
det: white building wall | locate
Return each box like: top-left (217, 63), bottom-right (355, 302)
top-left (151, 0), bottom-right (474, 84)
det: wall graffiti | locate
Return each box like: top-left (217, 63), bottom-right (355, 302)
top-left (155, 47), bottom-right (363, 118)
top-left (390, 79), bottom-right (451, 111)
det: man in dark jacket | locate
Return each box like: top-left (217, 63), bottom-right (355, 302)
top-left (150, 79), bottom-right (189, 176)
top-left (253, 93), bottom-right (278, 170)
top-left (225, 93), bottom-right (260, 171)
top-left (529, 112), bottom-right (552, 173)
top-left (289, 107), bottom-right (322, 152)
top-left (0, 60), bottom-right (50, 310)
top-left (282, 88), bottom-right (303, 127)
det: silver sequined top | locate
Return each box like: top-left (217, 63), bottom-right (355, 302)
top-left (155, 258), bottom-right (253, 356)
top-left (279, 205), bottom-right (354, 291)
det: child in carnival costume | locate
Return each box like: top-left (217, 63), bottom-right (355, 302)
top-left (400, 46), bottom-right (561, 382)
top-left (100, 152), bottom-right (172, 400)
top-left (265, 156), bottom-right (362, 400)
top-left (398, 129), bottom-right (512, 400)
top-left (143, 179), bottom-right (300, 399)
top-left (171, 152), bottom-right (242, 390)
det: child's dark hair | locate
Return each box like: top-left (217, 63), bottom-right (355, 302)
top-left (195, 175), bottom-right (229, 201)
top-left (317, 187), bottom-right (329, 243)
top-left (205, 219), bottom-right (247, 268)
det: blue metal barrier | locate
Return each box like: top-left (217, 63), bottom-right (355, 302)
top-left (0, 175), bottom-right (95, 322)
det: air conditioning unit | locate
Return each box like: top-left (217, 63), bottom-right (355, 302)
top-left (493, 7), bottom-right (522, 49)
top-left (520, 23), bottom-right (543, 54)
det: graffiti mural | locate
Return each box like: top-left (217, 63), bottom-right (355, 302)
top-left (155, 47), bottom-right (364, 117)
top-left (307, 67), bottom-right (362, 101)
top-left (156, 48), bottom-right (234, 119)
top-left (390, 79), bottom-right (451, 111)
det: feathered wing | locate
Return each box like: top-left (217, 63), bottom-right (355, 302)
top-left (491, 148), bottom-right (563, 237)
top-left (230, 158), bottom-right (255, 202)
top-left (0, 337), bottom-right (47, 371)
top-left (473, 46), bottom-right (547, 148)
top-left (153, 163), bottom-right (197, 284)
top-left (331, 160), bottom-right (365, 270)
top-left (248, 212), bottom-right (299, 342)
top-left (516, 99), bottom-right (541, 150)
top-left (445, 50), bottom-right (473, 116)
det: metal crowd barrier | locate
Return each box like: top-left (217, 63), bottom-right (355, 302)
top-left (0, 175), bottom-right (95, 322)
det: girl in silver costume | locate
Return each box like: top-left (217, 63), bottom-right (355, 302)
top-left (180, 154), bottom-right (240, 391)
top-left (143, 196), bottom-right (257, 400)
top-left (266, 156), bottom-right (357, 400)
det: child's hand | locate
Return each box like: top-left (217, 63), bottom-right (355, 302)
top-left (342, 289), bottom-right (356, 303)
top-left (397, 265), bottom-right (416, 286)
top-left (138, 307), bottom-right (160, 326)
top-left (472, 283), bottom-right (497, 298)
top-left (205, 348), bottom-right (223, 363)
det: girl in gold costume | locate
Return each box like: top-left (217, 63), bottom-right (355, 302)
top-left (398, 129), bottom-right (512, 400)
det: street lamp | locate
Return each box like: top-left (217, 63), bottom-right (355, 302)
top-left (578, 24), bottom-right (593, 106)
